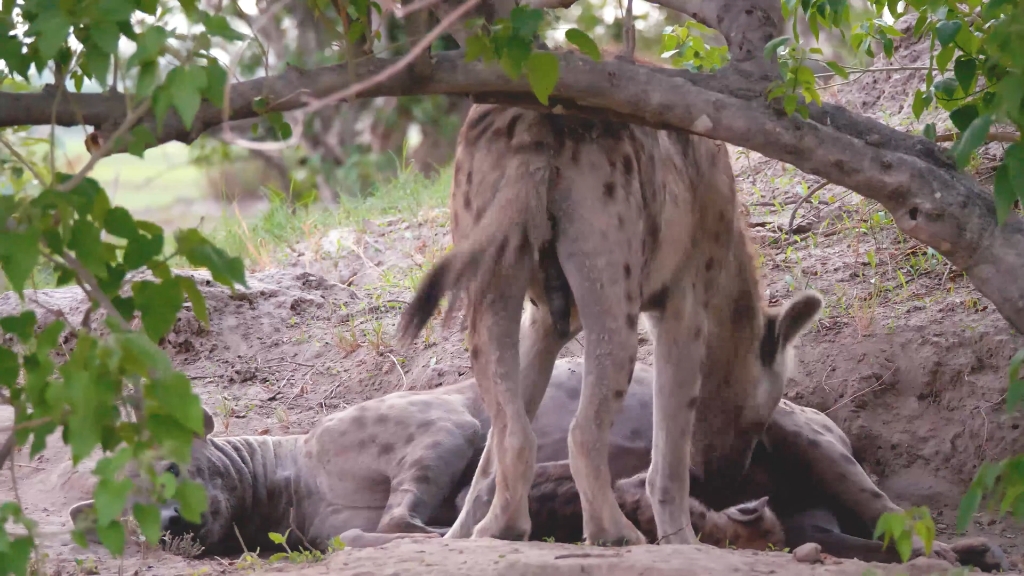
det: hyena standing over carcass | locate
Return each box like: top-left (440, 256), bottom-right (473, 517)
top-left (397, 94), bottom-right (822, 546)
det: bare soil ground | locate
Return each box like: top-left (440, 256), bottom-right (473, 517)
top-left (2, 16), bottom-right (1024, 576)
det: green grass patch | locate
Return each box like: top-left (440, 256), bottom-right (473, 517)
top-left (201, 162), bottom-right (453, 270)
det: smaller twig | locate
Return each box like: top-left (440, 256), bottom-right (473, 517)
top-left (57, 98), bottom-right (153, 193)
top-left (819, 362), bottom-right (834, 394)
top-left (813, 63), bottom-right (930, 77)
top-left (653, 525), bottom-right (689, 545)
top-left (0, 135), bottom-right (48, 184)
top-left (264, 374), bottom-right (294, 401)
top-left (388, 352), bottom-right (409, 391)
top-left (787, 179), bottom-right (831, 234)
top-left (934, 131), bottom-right (1018, 143)
top-left (232, 523), bottom-right (251, 555)
top-left (824, 366), bottom-right (896, 414)
top-left (393, 0), bottom-right (439, 16)
top-left (289, 508), bottom-right (315, 551)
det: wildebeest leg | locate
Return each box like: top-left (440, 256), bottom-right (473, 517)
top-left (337, 528), bottom-right (440, 549)
top-left (784, 508), bottom-right (902, 563)
top-left (378, 427), bottom-right (482, 535)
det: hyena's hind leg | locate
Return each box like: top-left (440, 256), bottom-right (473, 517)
top-left (449, 292), bottom-right (579, 538)
top-left (459, 258), bottom-right (538, 541)
top-left (555, 222), bottom-right (645, 545)
top-left (378, 422), bottom-right (484, 535)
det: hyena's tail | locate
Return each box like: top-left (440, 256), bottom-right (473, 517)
top-left (396, 149), bottom-right (553, 347)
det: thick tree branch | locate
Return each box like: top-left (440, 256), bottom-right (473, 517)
top-left (1, 50), bottom-right (1020, 333)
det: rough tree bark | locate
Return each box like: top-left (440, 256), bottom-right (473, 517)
top-left (1, 1), bottom-right (1021, 335)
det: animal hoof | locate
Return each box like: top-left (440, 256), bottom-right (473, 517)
top-left (793, 542), bottom-right (822, 564)
top-left (949, 537), bottom-right (1010, 573)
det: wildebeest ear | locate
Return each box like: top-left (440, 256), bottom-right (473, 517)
top-left (759, 291), bottom-right (823, 366)
top-left (201, 407), bottom-right (216, 438)
top-left (723, 496), bottom-right (769, 524)
top-left (69, 500), bottom-right (96, 527)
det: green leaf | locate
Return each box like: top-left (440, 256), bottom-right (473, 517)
top-left (933, 77), bottom-right (960, 100)
top-left (922, 123), bottom-right (936, 141)
top-left (132, 279), bottom-right (185, 342)
top-left (177, 276), bottom-right (209, 327)
top-left (783, 93), bottom-right (798, 116)
top-left (936, 45), bottom-right (955, 73)
top-left (951, 113), bottom-right (992, 170)
top-left (463, 33), bottom-right (492, 63)
top-left (0, 311), bottom-right (37, 343)
top-left (957, 485), bottom-right (983, 532)
top-left (882, 36), bottom-right (894, 59)
top-left (96, 521), bottom-right (126, 556)
top-left (128, 25), bottom-right (170, 68)
top-left (0, 229), bottom-right (41, 295)
top-left (525, 52), bottom-right (559, 106)
top-left (28, 10), bottom-right (71, 61)
top-left (953, 56), bottom-right (978, 93)
top-left (103, 207), bottom-right (138, 240)
top-left (949, 104), bottom-right (979, 132)
top-left (126, 125), bottom-right (158, 158)
top-left (202, 14), bottom-right (247, 41)
top-left (148, 371), bottom-right (205, 435)
top-left (89, 22), bottom-right (121, 54)
top-left (268, 531), bottom-right (287, 545)
top-left (895, 532), bottom-right (913, 562)
top-left (94, 477), bottom-right (133, 526)
top-left (124, 229), bottom-right (164, 269)
top-left (565, 28), bottom-right (601, 61)
top-left (67, 218), bottom-right (107, 279)
top-left (174, 229), bottom-right (247, 289)
top-left (763, 35), bottom-right (792, 59)
top-left (509, 5), bottom-right (544, 38)
top-left (911, 89), bottom-right (932, 119)
top-left (136, 62), bottom-right (159, 98)
top-left (825, 60), bottom-right (849, 79)
top-left (1007, 348), bottom-right (1024, 408)
top-left (175, 479), bottom-right (208, 524)
top-left (935, 20), bottom-right (962, 47)
top-left (166, 66), bottom-right (207, 131)
top-left (0, 345), bottom-right (18, 388)
top-left (203, 61), bottom-right (228, 109)
top-left (132, 503), bottom-right (163, 544)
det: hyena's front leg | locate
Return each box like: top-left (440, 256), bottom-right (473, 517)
top-left (645, 291), bottom-right (706, 546)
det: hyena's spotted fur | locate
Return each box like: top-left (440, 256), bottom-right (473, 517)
top-left (397, 99), bottom-right (822, 546)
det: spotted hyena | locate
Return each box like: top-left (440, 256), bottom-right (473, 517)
top-left (396, 89), bottom-right (823, 547)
